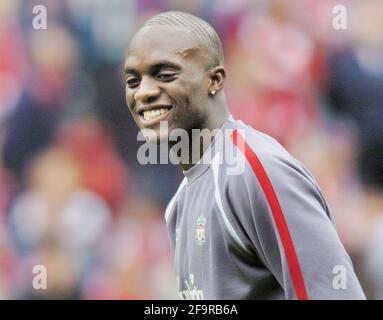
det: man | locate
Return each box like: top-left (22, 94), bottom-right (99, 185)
top-left (123, 11), bottom-right (366, 299)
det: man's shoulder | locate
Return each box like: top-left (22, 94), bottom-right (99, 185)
top-left (221, 119), bottom-right (301, 182)
top-left (222, 119), bottom-right (322, 203)
top-left (228, 119), bottom-right (293, 159)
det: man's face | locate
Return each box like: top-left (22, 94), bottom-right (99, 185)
top-left (124, 25), bottom-right (211, 143)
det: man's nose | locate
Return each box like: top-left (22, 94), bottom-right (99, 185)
top-left (134, 76), bottom-right (161, 104)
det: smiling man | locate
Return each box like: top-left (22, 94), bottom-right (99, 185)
top-left (123, 11), bottom-right (365, 300)
top-left (124, 12), bottom-right (229, 167)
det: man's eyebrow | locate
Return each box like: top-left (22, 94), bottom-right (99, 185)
top-left (123, 66), bottom-right (139, 75)
top-left (123, 62), bottom-right (182, 75)
top-left (150, 62), bottom-right (182, 72)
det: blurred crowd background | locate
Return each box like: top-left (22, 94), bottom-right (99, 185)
top-left (0, 0), bottom-right (382, 299)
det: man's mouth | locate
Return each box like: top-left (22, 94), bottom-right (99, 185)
top-left (142, 107), bottom-right (170, 121)
top-left (137, 105), bottom-right (173, 125)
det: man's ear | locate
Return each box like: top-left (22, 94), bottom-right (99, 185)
top-left (208, 66), bottom-right (226, 96)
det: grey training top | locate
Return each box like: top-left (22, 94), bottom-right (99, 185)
top-left (165, 116), bottom-right (366, 300)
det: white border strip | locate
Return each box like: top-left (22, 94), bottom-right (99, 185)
top-left (165, 177), bottom-right (187, 222)
top-left (211, 153), bottom-right (253, 257)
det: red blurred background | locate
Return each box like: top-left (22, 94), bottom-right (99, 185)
top-left (0, 0), bottom-right (382, 299)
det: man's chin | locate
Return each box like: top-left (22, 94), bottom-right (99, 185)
top-left (143, 130), bottom-right (169, 145)
top-left (139, 120), bottom-right (173, 144)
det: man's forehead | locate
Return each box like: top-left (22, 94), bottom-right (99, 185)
top-left (128, 25), bottom-right (199, 54)
top-left (126, 25), bottom-right (204, 63)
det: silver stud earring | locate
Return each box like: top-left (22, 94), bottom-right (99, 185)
top-left (210, 90), bottom-right (216, 96)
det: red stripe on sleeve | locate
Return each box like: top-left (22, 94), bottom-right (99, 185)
top-left (231, 129), bottom-right (308, 300)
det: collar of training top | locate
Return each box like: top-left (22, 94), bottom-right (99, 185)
top-left (183, 115), bottom-right (235, 184)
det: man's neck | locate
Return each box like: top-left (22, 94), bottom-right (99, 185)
top-left (180, 110), bottom-right (231, 171)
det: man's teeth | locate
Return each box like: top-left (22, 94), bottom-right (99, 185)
top-left (143, 108), bottom-right (169, 121)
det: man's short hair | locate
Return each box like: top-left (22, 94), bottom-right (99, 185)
top-left (142, 11), bottom-right (224, 66)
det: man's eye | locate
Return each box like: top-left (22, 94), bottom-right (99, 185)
top-left (126, 78), bottom-right (140, 87)
top-left (156, 73), bottom-right (176, 81)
